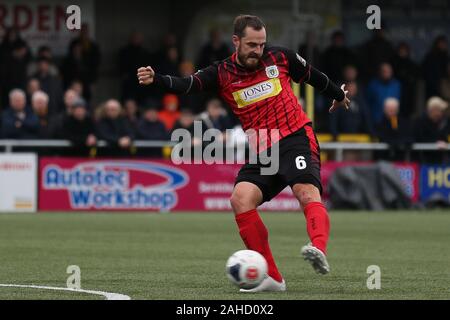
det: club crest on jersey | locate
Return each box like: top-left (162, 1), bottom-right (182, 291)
top-left (265, 65), bottom-right (279, 79)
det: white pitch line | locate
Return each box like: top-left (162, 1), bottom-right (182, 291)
top-left (0, 284), bottom-right (131, 300)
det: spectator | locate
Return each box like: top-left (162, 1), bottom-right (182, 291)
top-left (342, 64), bottom-right (359, 83)
top-left (329, 81), bottom-right (373, 138)
top-left (422, 35), bottom-right (449, 98)
top-left (137, 105), bottom-right (169, 141)
top-left (359, 28), bottom-right (395, 81)
top-left (0, 27), bottom-right (31, 62)
top-left (61, 42), bottom-right (89, 101)
top-left (1, 89), bottom-right (39, 139)
top-left (172, 108), bottom-right (206, 160)
top-left (152, 33), bottom-right (181, 67)
top-left (123, 98), bottom-right (140, 135)
top-left (156, 46), bottom-right (180, 77)
top-left (391, 42), bottom-right (421, 117)
top-left (440, 62), bottom-right (450, 102)
top-left (196, 28), bottom-right (231, 69)
top-left (49, 89), bottom-right (79, 138)
top-left (119, 31), bottom-right (151, 102)
top-left (298, 30), bottom-right (321, 66)
top-left (32, 57), bottom-right (63, 115)
top-left (62, 97), bottom-right (96, 155)
top-left (26, 78), bottom-right (41, 104)
top-left (413, 96), bottom-right (449, 163)
top-left (69, 80), bottom-right (84, 100)
top-left (27, 45), bottom-right (59, 77)
top-left (96, 99), bottom-right (134, 156)
top-left (159, 94), bottom-right (180, 131)
top-left (198, 98), bottom-right (232, 133)
top-left (0, 42), bottom-right (31, 106)
top-left (366, 63), bottom-right (402, 124)
top-left (321, 31), bottom-right (356, 84)
top-left (67, 24), bottom-right (101, 101)
top-left (31, 91), bottom-right (51, 139)
top-left (342, 64), bottom-right (364, 95)
top-left (376, 97), bottom-right (412, 161)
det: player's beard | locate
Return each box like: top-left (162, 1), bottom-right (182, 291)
top-left (237, 49), bottom-right (261, 70)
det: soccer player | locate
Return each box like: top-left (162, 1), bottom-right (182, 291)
top-left (137, 15), bottom-right (350, 292)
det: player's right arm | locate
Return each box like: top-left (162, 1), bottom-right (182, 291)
top-left (137, 65), bottom-right (218, 94)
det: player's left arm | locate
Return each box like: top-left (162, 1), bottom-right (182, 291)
top-left (280, 47), bottom-right (350, 113)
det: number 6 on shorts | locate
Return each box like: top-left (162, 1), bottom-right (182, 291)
top-left (295, 156), bottom-right (307, 170)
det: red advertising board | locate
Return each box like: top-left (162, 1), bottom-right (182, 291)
top-left (39, 158), bottom-right (419, 212)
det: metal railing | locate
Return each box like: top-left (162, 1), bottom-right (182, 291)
top-left (0, 140), bottom-right (448, 161)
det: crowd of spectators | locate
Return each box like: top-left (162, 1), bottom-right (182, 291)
top-left (0, 25), bottom-right (448, 162)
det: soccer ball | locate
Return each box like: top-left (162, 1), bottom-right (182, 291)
top-left (225, 250), bottom-right (268, 289)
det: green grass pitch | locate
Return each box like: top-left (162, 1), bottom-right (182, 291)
top-left (0, 211), bottom-right (449, 300)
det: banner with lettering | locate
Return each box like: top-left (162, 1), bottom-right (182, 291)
top-left (39, 158), bottom-right (420, 212)
top-left (420, 165), bottom-right (450, 203)
top-left (0, 0), bottom-right (94, 56)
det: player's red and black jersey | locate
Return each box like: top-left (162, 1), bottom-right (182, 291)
top-left (154, 46), bottom-right (344, 150)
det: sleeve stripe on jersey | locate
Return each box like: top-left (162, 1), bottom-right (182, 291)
top-left (185, 75), bottom-right (194, 93)
top-left (165, 75), bottom-right (173, 88)
top-left (298, 65), bottom-right (311, 83)
top-left (193, 74), bottom-right (203, 91)
top-left (318, 73), bottom-right (330, 93)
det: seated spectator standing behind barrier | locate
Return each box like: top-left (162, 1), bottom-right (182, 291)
top-left (413, 97), bottom-right (449, 164)
top-left (96, 99), bottom-right (134, 156)
top-left (366, 62), bottom-right (402, 124)
top-left (172, 108), bottom-right (206, 161)
top-left (137, 105), bottom-right (169, 141)
top-left (196, 28), bottom-right (231, 70)
top-left (136, 105), bottom-right (169, 157)
top-left (1, 89), bottom-right (39, 139)
top-left (0, 28), bottom-right (32, 107)
top-left (329, 81), bottom-right (373, 138)
top-left (49, 89), bottom-right (79, 138)
top-left (440, 62), bottom-right (450, 102)
top-left (119, 31), bottom-right (151, 103)
top-left (159, 94), bottom-right (180, 131)
top-left (358, 28), bottom-right (395, 82)
top-left (62, 98), bottom-right (97, 156)
top-left (123, 98), bottom-right (139, 135)
top-left (27, 45), bottom-right (59, 77)
top-left (31, 91), bottom-right (51, 139)
top-left (26, 78), bottom-right (41, 104)
top-left (198, 98), bottom-right (232, 162)
top-left (32, 57), bottom-right (63, 116)
top-left (321, 31), bottom-right (355, 85)
top-left (0, 42), bottom-right (31, 107)
top-left (199, 98), bottom-right (232, 134)
top-left (67, 24), bottom-right (101, 102)
top-left (390, 42), bottom-right (420, 118)
top-left (422, 35), bottom-right (449, 99)
top-left (376, 97), bottom-right (412, 161)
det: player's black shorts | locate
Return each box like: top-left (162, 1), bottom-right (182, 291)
top-left (235, 124), bottom-right (322, 203)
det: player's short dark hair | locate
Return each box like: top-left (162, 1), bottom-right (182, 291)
top-left (233, 15), bottom-right (265, 38)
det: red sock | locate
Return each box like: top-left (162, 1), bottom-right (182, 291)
top-left (234, 209), bottom-right (283, 282)
top-left (303, 202), bottom-right (330, 255)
